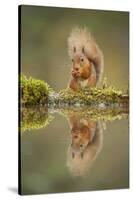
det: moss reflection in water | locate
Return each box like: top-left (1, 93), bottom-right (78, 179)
top-left (21, 106), bottom-right (54, 132)
top-left (21, 106), bottom-right (128, 133)
top-left (58, 107), bottom-right (128, 122)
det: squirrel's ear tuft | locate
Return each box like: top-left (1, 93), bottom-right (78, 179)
top-left (82, 46), bottom-right (85, 54)
top-left (73, 46), bottom-right (76, 53)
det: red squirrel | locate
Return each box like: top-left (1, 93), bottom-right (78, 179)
top-left (68, 27), bottom-right (104, 91)
top-left (67, 114), bottom-right (103, 176)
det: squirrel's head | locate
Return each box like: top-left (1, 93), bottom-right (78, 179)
top-left (67, 119), bottom-right (102, 177)
top-left (71, 121), bottom-right (96, 157)
top-left (71, 125), bottom-right (92, 156)
top-left (71, 47), bottom-right (92, 79)
top-left (68, 27), bottom-right (104, 84)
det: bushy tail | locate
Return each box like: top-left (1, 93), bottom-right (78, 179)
top-left (68, 27), bottom-right (104, 84)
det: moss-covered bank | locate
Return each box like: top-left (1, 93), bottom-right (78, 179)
top-left (20, 75), bottom-right (53, 105)
top-left (20, 75), bottom-right (129, 107)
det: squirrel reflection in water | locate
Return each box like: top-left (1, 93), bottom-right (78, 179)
top-left (67, 114), bottom-right (103, 177)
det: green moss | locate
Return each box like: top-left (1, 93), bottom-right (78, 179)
top-left (58, 87), bottom-right (123, 105)
top-left (20, 75), bottom-right (128, 106)
top-left (58, 78), bottom-right (128, 106)
top-left (20, 106), bottom-right (54, 132)
top-left (20, 74), bottom-right (53, 105)
top-left (20, 76), bottom-right (129, 132)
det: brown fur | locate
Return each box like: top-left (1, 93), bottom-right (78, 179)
top-left (69, 115), bottom-right (97, 153)
top-left (68, 27), bottom-right (104, 91)
top-left (67, 114), bottom-right (103, 176)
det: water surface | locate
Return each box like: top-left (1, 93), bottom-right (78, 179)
top-left (20, 106), bottom-right (129, 195)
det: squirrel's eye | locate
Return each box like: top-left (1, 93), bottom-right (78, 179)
top-left (80, 144), bottom-right (83, 148)
top-left (72, 59), bottom-right (74, 62)
top-left (81, 58), bottom-right (84, 62)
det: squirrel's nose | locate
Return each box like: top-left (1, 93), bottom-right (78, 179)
top-left (73, 66), bottom-right (79, 71)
